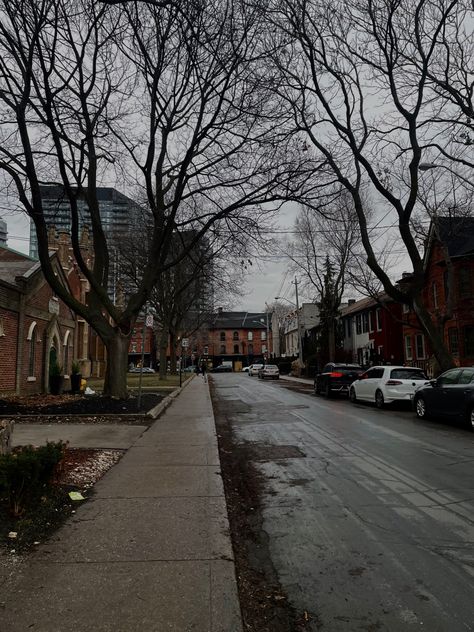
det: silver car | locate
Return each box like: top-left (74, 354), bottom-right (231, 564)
top-left (258, 364), bottom-right (280, 380)
top-left (248, 363), bottom-right (263, 376)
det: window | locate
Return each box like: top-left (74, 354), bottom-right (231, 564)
top-left (220, 332), bottom-right (226, 342)
top-left (432, 282), bottom-right (438, 309)
top-left (233, 331), bottom-right (239, 341)
top-left (458, 268), bottom-right (471, 298)
top-left (204, 346), bottom-right (209, 355)
top-left (459, 368), bottom-right (474, 385)
top-left (233, 344), bottom-right (239, 354)
top-left (368, 311), bottom-right (373, 333)
top-left (362, 312), bottom-right (369, 333)
top-left (391, 368), bottom-right (427, 380)
top-left (0, 317), bottom-right (4, 336)
top-left (377, 345), bottom-right (384, 359)
top-left (356, 314), bottom-right (362, 335)
top-left (415, 334), bottom-right (426, 360)
top-left (346, 318), bottom-right (352, 338)
top-left (131, 342), bottom-right (137, 353)
top-left (262, 344), bottom-right (267, 353)
top-left (261, 330), bottom-right (266, 341)
top-left (28, 327), bottom-right (37, 376)
top-left (404, 335), bottom-right (413, 360)
top-left (438, 369), bottom-right (462, 385)
top-left (464, 325), bottom-right (474, 357)
top-left (220, 344), bottom-right (226, 354)
top-left (248, 344), bottom-right (253, 354)
top-left (366, 367), bottom-right (384, 379)
top-left (448, 328), bottom-right (459, 354)
top-left (376, 308), bottom-right (382, 331)
top-left (248, 331), bottom-right (253, 341)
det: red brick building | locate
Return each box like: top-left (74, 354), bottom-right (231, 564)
top-left (341, 295), bottom-right (404, 366)
top-left (174, 310), bottom-right (272, 370)
top-left (0, 246), bottom-right (79, 395)
top-left (402, 217), bottom-right (474, 374)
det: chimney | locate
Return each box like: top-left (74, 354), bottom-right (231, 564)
top-left (348, 299), bottom-right (356, 305)
top-left (217, 307), bottom-right (223, 314)
top-left (57, 230), bottom-right (70, 269)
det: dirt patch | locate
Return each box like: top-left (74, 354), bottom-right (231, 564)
top-left (0, 447), bottom-right (123, 553)
top-left (6, 414), bottom-right (153, 426)
top-left (211, 385), bottom-right (310, 632)
top-left (0, 393), bottom-right (162, 416)
top-left (246, 443), bottom-right (306, 462)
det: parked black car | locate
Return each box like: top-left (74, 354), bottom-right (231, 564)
top-left (413, 367), bottom-right (474, 429)
top-left (314, 363), bottom-right (364, 397)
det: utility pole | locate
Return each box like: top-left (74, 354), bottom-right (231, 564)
top-left (294, 277), bottom-right (304, 368)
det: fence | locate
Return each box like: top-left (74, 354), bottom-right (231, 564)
top-left (0, 420), bottom-right (14, 455)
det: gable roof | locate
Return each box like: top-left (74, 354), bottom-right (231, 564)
top-left (427, 216), bottom-right (474, 261)
top-left (211, 311), bottom-right (268, 329)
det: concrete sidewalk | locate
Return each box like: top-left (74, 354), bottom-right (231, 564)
top-left (1, 378), bottom-right (242, 632)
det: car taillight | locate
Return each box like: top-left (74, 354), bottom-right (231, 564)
top-left (386, 380), bottom-right (403, 385)
top-left (330, 372), bottom-right (343, 378)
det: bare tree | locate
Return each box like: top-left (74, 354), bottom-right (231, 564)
top-left (0, 0), bottom-right (305, 396)
top-left (269, 0), bottom-right (474, 372)
top-left (286, 189), bottom-right (361, 360)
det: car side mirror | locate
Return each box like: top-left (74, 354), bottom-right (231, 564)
top-left (430, 378), bottom-right (438, 387)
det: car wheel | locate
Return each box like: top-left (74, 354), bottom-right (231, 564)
top-left (467, 407), bottom-right (474, 431)
top-left (375, 390), bottom-right (384, 409)
top-left (415, 396), bottom-right (427, 419)
top-left (349, 387), bottom-right (357, 403)
top-left (324, 383), bottom-right (332, 398)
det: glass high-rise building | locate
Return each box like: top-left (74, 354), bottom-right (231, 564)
top-left (29, 186), bottom-right (137, 260)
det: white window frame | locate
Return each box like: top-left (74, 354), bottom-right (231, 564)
top-left (376, 308), bottom-right (382, 332)
top-left (248, 331), bottom-right (253, 341)
top-left (415, 333), bottom-right (426, 360)
top-left (404, 335), bottom-right (413, 361)
top-left (368, 311), bottom-right (374, 333)
top-left (261, 330), bottom-right (266, 341)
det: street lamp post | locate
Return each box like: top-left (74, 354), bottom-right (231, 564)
top-left (419, 162), bottom-right (472, 188)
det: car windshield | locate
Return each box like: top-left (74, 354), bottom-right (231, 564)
top-left (390, 369), bottom-right (427, 380)
top-left (264, 365), bottom-right (278, 369)
top-left (334, 366), bottom-right (362, 373)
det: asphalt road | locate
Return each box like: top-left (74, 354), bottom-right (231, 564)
top-left (212, 373), bottom-right (474, 632)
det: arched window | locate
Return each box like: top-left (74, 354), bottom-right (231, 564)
top-left (233, 344), bottom-right (239, 354)
top-left (27, 322), bottom-right (37, 377)
top-left (233, 331), bottom-right (239, 341)
top-left (220, 331), bottom-right (226, 341)
top-left (63, 330), bottom-right (71, 374)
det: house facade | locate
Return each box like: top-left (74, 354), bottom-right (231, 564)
top-left (183, 309), bottom-right (272, 370)
top-left (341, 295), bottom-right (404, 367)
top-left (0, 246), bottom-right (80, 395)
top-left (402, 217), bottom-right (474, 374)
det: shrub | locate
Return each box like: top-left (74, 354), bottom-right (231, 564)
top-left (71, 361), bottom-right (81, 375)
top-left (49, 361), bottom-right (63, 376)
top-left (0, 442), bottom-right (66, 517)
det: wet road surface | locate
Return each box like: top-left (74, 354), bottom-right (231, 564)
top-left (211, 373), bottom-right (474, 632)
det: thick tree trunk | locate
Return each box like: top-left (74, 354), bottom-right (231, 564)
top-left (159, 329), bottom-right (168, 380)
top-left (412, 296), bottom-right (455, 374)
top-left (328, 319), bottom-right (336, 362)
top-left (169, 331), bottom-right (177, 374)
top-left (103, 333), bottom-right (131, 398)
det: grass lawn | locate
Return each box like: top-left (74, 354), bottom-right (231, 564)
top-left (86, 373), bottom-right (190, 392)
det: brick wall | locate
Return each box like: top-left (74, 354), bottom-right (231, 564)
top-left (0, 307), bottom-right (19, 393)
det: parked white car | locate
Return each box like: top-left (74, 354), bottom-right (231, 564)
top-left (349, 366), bottom-right (430, 408)
top-left (248, 363), bottom-right (263, 376)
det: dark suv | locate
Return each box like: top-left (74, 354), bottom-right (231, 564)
top-left (413, 367), bottom-right (474, 430)
top-left (314, 363), bottom-right (363, 398)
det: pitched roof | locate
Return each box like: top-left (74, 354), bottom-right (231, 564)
top-left (211, 311), bottom-right (268, 329)
top-left (430, 216), bottom-right (474, 259)
top-left (340, 293), bottom-right (391, 316)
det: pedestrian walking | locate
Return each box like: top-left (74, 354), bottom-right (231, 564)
top-left (201, 361), bottom-right (208, 383)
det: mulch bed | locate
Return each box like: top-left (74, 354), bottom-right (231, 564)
top-left (0, 393), bottom-right (162, 416)
top-left (1, 447), bottom-right (123, 553)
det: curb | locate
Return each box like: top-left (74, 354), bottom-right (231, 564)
top-left (146, 374), bottom-right (195, 419)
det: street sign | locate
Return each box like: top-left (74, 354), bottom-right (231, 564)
top-left (145, 315), bottom-right (154, 328)
top-left (182, 338), bottom-right (189, 348)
